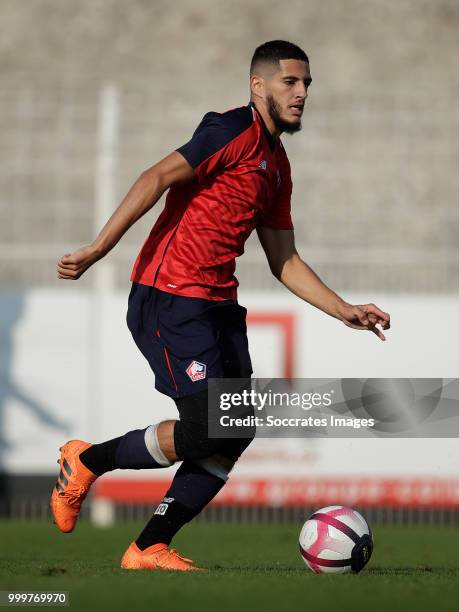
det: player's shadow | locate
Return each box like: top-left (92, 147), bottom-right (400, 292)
top-left (212, 565), bottom-right (458, 575)
top-left (0, 294), bottom-right (70, 512)
top-left (212, 564), bottom-right (304, 573)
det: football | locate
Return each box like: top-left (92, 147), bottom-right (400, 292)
top-left (299, 505), bottom-right (373, 574)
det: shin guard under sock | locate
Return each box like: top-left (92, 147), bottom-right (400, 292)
top-left (135, 461), bottom-right (226, 549)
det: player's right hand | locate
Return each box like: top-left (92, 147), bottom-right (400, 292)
top-left (57, 245), bottom-right (100, 280)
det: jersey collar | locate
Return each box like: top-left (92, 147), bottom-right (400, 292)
top-left (249, 102), bottom-right (276, 151)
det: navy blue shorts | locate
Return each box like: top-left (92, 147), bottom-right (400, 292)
top-left (126, 283), bottom-right (253, 398)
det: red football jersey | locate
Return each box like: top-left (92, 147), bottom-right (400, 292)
top-left (131, 103), bottom-right (294, 300)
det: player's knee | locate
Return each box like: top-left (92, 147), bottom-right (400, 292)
top-left (193, 435), bottom-right (254, 481)
top-left (222, 434), bottom-right (254, 461)
top-left (174, 425), bottom-right (254, 472)
top-left (173, 387), bottom-right (255, 463)
top-left (173, 418), bottom-right (223, 461)
top-left (194, 453), bottom-right (235, 481)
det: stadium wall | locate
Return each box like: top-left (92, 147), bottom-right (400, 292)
top-left (1, 1), bottom-right (458, 292)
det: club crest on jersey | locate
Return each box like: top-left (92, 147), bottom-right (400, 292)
top-left (186, 361), bottom-right (207, 382)
top-left (259, 159), bottom-right (267, 170)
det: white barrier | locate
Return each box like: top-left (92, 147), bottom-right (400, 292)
top-left (1, 289), bottom-right (458, 482)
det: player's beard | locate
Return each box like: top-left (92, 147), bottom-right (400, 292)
top-left (267, 94), bottom-right (302, 135)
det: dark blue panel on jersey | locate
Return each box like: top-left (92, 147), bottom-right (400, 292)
top-left (176, 105), bottom-right (253, 169)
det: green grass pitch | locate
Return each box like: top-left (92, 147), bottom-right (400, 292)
top-left (1, 521), bottom-right (459, 611)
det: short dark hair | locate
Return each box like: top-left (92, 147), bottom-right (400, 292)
top-left (250, 40), bottom-right (309, 74)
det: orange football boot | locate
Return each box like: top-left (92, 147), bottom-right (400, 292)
top-left (50, 440), bottom-right (97, 533)
top-left (120, 542), bottom-right (202, 571)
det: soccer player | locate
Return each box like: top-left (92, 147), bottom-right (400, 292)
top-left (52, 40), bottom-right (390, 571)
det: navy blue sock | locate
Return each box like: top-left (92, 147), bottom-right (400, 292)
top-left (135, 462), bottom-right (226, 549)
top-left (80, 428), bottom-right (164, 476)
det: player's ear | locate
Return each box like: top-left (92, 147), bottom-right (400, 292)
top-left (250, 74), bottom-right (265, 97)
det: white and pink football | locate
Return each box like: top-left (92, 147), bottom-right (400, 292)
top-left (299, 505), bottom-right (373, 574)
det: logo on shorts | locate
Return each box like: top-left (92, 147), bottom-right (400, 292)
top-left (186, 361), bottom-right (207, 382)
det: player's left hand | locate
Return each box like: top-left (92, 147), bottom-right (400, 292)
top-left (336, 302), bottom-right (391, 341)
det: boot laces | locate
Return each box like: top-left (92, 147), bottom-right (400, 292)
top-left (168, 549), bottom-right (194, 564)
top-left (59, 483), bottom-right (87, 506)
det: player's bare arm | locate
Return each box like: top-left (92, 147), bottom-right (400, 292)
top-left (257, 226), bottom-right (391, 341)
top-left (57, 151), bottom-right (194, 280)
